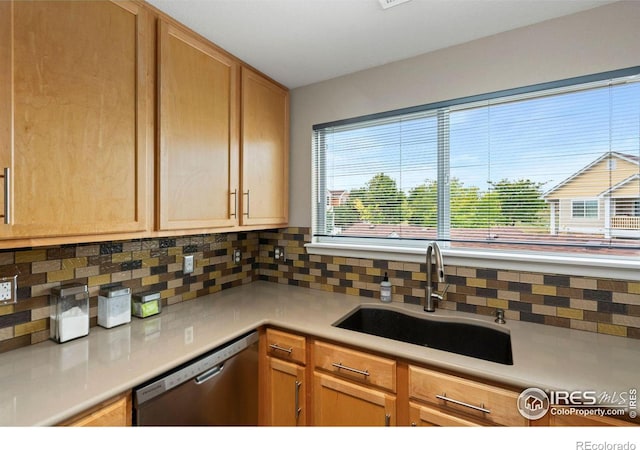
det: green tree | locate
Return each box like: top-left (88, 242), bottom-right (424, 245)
top-left (356, 173), bottom-right (406, 225)
top-left (408, 178), bottom-right (484, 228)
top-left (489, 179), bottom-right (548, 226)
top-left (407, 180), bottom-right (437, 227)
top-left (450, 179), bottom-right (482, 228)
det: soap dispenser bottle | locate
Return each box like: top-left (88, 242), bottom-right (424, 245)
top-left (380, 272), bottom-right (392, 303)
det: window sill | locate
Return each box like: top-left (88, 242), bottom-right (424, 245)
top-left (304, 242), bottom-right (640, 281)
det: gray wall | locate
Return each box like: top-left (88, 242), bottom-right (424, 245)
top-left (289, 1), bottom-right (640, 227)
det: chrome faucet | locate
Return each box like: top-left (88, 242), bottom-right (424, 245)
top-left (424, 241), bottom-right (448, 312)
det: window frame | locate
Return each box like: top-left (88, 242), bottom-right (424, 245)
top-left (571, 199), bottom-right (600, 219)
top-left (308, 66), bottom-right (640, 281)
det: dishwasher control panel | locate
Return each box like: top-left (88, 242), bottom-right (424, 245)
top-left (134, 330), bottom-right (258, 406)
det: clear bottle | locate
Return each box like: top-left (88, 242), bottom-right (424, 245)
top-left (380, 272), bottom-right (392, 303)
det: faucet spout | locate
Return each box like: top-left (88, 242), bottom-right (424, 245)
top-left (424, 241), bottom-right (446, 312)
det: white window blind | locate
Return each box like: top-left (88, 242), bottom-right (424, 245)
top-left (313, 69), bottom-right (640, 256)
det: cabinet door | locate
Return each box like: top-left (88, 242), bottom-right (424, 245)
top-left (0, 1), bottom-right (149, 239)
top-left (409, 402), bottom-right (482, 427)
top-left (268, 357), bottom-right (306, 426)
top-left (313, 372), bottom-right (395, 426)
top-left (62, 392), bottom-right (131, 427)
top-left (158, 21), bottom-right (239, 230)
top-left (240, 67), bottom-right (288, 226)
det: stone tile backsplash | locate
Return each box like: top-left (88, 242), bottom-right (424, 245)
top-left (259, 228), bottom-right (640, 340)
top-left (0, 226), bottom-right (638, 354)
top-left (0, 232), bottom-right (258, 353)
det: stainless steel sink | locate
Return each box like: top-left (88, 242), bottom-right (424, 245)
top-left (333, 305), bottom-right (513, 365)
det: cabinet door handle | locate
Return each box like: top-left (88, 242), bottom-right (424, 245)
top-left (243, 190), bottom-right (250, 217)
top-left (230, 189), bottom-right (237, 218)
top-left (0, 168), bottom-right (9, 224)
top-left (295, 380), bottom-right (302, 420)
top-left (385, 414), bottom-right (391, 426)
top-left (436, 393), bottom-right (491, 414)
top-left (331, 362), bottom-right (370, 377)
top-left (269, 343), bottom-right (292, 354)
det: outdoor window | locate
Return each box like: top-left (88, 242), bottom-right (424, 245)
top-left (312, 68), bottom-right (640, 258)
top-left (571, 200), bottom-right (599, 219)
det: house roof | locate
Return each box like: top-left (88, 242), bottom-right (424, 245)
top-left (598, 173), bottom-right (640, 197)
top-left (543, 151), bottom-right (640, 198)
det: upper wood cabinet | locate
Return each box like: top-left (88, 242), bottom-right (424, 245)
top-left (0, 1), bottom-right (150, 240)
top-left (240, 67), bottom-right (289, 227)
top-left (157, 20), bottom-right (239, 230)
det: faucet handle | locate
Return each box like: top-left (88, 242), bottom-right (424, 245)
top-left (430, 283), bottom-right (450, 301)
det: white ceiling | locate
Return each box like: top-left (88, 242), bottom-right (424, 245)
top-left (146, 0), bottom-right (615, 89)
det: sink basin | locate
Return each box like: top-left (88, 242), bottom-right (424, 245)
top-left (333, 306), bottom-right (513, 365)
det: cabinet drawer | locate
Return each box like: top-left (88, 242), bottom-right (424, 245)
top-left (409, 365), bottom-right (526, 426)
top-left (266, 329), bottom-right (306, 365)
top-left (314, 341), bottom-right (396, 392)
top-left (409, 402), bottom-right (482, 427)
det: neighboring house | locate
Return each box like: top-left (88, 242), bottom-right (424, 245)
top-left (325, 190), bottom-right (351, 234)
top-left (326, 189), bottom-right (350, 207)
top-left (544, 152), bottom-right (640, 238)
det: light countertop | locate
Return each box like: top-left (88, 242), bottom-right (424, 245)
top-left (1, 281), bottom-right (639, 426)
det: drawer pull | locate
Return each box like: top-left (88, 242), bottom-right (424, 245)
top-left (436, 393), bottom-right (491, 414)
top-left (269, 343), bottom-right (293, 354)
top-left (331, 362), bottom-right (370, 377)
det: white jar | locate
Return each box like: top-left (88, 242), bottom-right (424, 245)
top-left (50, 283), bottom-right (90, 343)
top-left (98, 286), bottom-right (132, 329)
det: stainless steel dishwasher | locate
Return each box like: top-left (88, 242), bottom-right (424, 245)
top-left (133, 330), bottom-right (259, 426)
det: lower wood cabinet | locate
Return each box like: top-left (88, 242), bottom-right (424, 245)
top-left (409, 402), bottom-right (482, 426)
top-left (408, 365), bottom-right (528, 426)
top-left (60, 392), bottom-right (131, 427)
top-left (260, 327), bottom-right (638, 427)
top-left (267, 357), bottom-right (306, 426)
top-left (262, 328), bottom-right (307, 426)
top-left (312, 340), bottom-right (396, 426)
top-left (314, 372), bottom-right (396, 426)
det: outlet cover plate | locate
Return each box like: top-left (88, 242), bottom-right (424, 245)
top-left (233, 248), bottom-right (242, 264)
top-left (274, 246), bottom-right (285, 261)
top-left (0, 275), bottom-right (17, 305)
top-left (183, 255), bottom-right (194, 274)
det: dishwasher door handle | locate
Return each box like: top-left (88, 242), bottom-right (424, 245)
top-left (195, 364), bottom-right (225, 384)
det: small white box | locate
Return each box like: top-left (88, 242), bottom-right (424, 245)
top-left (98, 286), bottom-right (131, 329)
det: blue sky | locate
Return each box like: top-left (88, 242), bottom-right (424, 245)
top-left (324, 80), bottom-right (640, 195)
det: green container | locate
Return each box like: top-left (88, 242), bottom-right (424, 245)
top-left (132, 291), bottom-right (162, 318)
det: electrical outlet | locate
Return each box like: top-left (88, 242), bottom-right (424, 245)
top-left (274, 246), bottom-right (285, 261)
top-left (184, 326), bottom-right (194, 345)
top-left (183, 255), bottom-right (194, 274)
top-left (233, 248), bottom-right (242, 264)
top-left (0, 275), bottom-right (17, 305)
